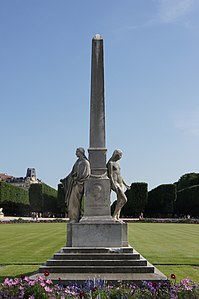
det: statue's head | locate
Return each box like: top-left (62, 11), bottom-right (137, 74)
top-left (112, 149), bottom-right (123, 161)
top-left (76, 147), bottom-right (85, 158)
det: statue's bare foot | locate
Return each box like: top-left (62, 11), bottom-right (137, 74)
top-left (118, 218), bottom-right (124, 223)
top-left (113, 217), bottom-right (124, 223)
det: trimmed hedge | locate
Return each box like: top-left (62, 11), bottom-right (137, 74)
top-left (29, 183), bottom-right (57, 215)
top-left (121, 182), bottom-right (148, 217)
top-left (175, 185), bottom-right (199, 217)
top-left (57, 183), bottom-right (65, 217)
top-left (146, 184), bottom-right (176, 217)
top-left (177, 172), bottom-right (199, 191)
top-left (0, 181), bottom-right (29, 216)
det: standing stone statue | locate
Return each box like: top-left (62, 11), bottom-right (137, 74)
top-left (0, 208), bottom-right (4, 218)
top-left (107, 149), bottom-right (130, 221)
top-left (60, 147), bottom-right (90, 223)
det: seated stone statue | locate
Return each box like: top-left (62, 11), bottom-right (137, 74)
top-left (107, 149), bottom-right (130, 222)
top-left (60, 147), bottom-right (90, 223)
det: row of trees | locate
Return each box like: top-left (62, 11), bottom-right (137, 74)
top-left (0, 181), bottom-right (29, 216)
top-left (1, 172), bottom-right (199, 218)
top-left (0, 181), bottom-right (59, 217)
top-left (117, 173), bottom-right (199, 218)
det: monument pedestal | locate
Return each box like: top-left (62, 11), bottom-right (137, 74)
top-left (67, 222), bottom-right (128, 247)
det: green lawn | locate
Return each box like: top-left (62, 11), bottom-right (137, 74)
top-left (128, 223), bottom-right (199, 282)
top-left (0, 222), bottom-right (198, 283)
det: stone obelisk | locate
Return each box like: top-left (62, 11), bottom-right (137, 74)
top-left (68, 34), bottom-right (128, 247)
top-left (80, 34), bottom-right (113, 223)
top-left (89, 34), bottom-right (107, 176)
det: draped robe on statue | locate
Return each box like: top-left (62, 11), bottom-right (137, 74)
top-left (61, 157), bottom-right (90, 222)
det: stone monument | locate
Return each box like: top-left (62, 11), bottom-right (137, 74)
top-left (66, 34), bottom-right (128, 248)
top-left (31, 34), bottom-right (166, 284)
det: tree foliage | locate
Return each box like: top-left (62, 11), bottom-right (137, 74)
top-left (121, 182), bottom-right (148, 217)
top-left (29, 183), bottom-right (57, 215)
top-left (177, 172), bottom-right (199, 191)
top-left (146, 184), bottom-right (176, 217)
top-left (175, 185), bottom-right (199, 217)
top-left (0, 181), bottom-right (29, 216)
top-left (57, 183), bottom-right (65, 216)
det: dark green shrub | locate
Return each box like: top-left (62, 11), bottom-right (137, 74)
top-left (29, 183), bottom-right (57, 215)
top-left (29, 184), bottom-right (43, 212)
top-left (177, 172), bottom-right (199, 191)
top-left (175, 185), bottom-right (199, 217)
top-left (121, 182), bottom-right (148, 217)
top-left (42, 183), bottom-right (57, 214)
top-left (146, 184), bottom-right (176, 217)
top-left (57, 183), bottom-right (65, 217)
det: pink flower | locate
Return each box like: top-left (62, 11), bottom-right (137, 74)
top-left (181, 277), bottom-right (192, 285)
top-left (44, 286), bottom-right (52, 292)
top-left (185, 285), bottom-right (193, 290)
top-left (28, 280), bottom-right (36, 286)
top-left (39, 276), bottom-right (45, 282)
top-left (46, 279), bottom-right (53, 284)
top-left (3, 278), bottom-right (12, 286)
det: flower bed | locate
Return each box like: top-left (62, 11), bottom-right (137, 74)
top-left (1, 218), bottom-right (199, 225)
top-left (0, 275), bottom-right (198, 299)
top-left (0, 218), bottom-right (68, 224)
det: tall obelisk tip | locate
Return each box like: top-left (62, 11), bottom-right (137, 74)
top-left (93, 33), bottom-right (103, 40)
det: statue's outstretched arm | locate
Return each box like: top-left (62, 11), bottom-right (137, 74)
top-left (122, 179), bottom-right (131, 190)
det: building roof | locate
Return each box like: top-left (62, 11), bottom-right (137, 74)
top-left (0, 173), bottom-right (14, 180)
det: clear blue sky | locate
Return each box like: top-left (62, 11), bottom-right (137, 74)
top-left (1, 0), bottom-right (199, 193)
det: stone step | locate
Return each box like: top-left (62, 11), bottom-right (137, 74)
top-left (53, 252), bottom-right (141, 260)
top-left (46, 259), bottom-right (147, 267)
top-left (60, 247), bottom-right (133, 254)
top-left (39, 265), bottom-right (154, 274)
top-left (30, 272), bottom-right (167, 286)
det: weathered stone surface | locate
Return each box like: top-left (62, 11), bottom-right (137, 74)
top-left (67, 222), bottom-right (128, 247)
top-left (80, 176), bottom-right (112, 221)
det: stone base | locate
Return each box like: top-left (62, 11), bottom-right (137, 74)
top-left (67, 222), bottom-right (128, 247)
